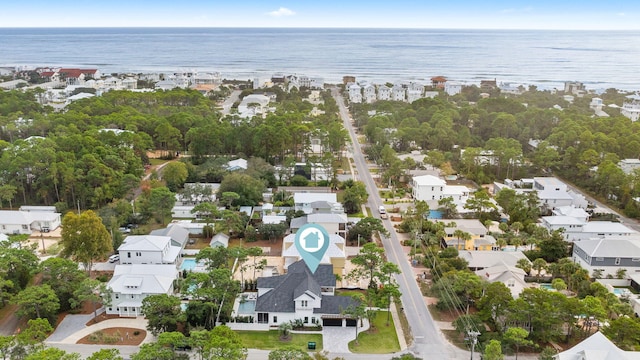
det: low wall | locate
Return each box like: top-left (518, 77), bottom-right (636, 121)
top-left (225, 323), bottom-right (270, 331)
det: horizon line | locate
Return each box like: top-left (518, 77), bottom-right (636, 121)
top-left (1, 26), bottom-right (638, 31)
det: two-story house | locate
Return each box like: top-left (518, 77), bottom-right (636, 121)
top-left (348, 84), bottom-right (362, 103)
top-left (117, 235), bottom-right (181, 265)
top-left (377, 85), bottom-right (391, 101)
top-left (106, 264), bottom-right (178, 317)
top-left (412, 175), bottom-right (446, 202)
top-left (281, 232), bottom-right (346, 277)
top-left (293, 193), bottom-right (338, 214)
top-left (254, 261), bottom-right (358, 327)
top-left (437, 219), bottom-right (497, 251)
top-left (621, 94), bottom-right (640, 122)
top-left (572, 237), bottom-right (640, 278)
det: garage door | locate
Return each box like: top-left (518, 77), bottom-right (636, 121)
top-left (323, 318), bottom-right (342, 327)
top-left (345, 319), bottom-right (357, 327)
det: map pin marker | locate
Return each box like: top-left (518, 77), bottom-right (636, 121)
top-left (294, 224), bottom-right (330, 273)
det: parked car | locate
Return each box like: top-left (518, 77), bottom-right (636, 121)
top-left (108, 254), bottom-right (120, 263)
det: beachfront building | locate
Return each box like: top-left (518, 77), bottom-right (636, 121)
top-left (348, 84), bottom-right (362, 103)
top-left (621, 94), bottom-right (640, 122)
top-left (444, 81), bottom-right (464, 96)
top-left (391, 85), bottom-right (405, 102)
top-left (363, 84), bottom-right (376, 103)
top-left (378, 85), bottom-right (391, 100)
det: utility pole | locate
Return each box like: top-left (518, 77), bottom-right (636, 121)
top-left (467, 330), bottom-right (480, 360)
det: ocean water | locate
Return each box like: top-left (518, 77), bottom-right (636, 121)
top-left (1, 28), bottom-right (639, 91)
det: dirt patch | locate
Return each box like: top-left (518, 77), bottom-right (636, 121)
top-left (86, 312), bottom-right (122, 326)
top-left (228, 238), bottom-right (283, 256)
top-left (76, 327), bottom-right (146, 346)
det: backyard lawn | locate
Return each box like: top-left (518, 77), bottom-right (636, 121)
top-left (349, 311), bottom-right (400, 353)
top-left (235, 330), bottom-right (323, 352)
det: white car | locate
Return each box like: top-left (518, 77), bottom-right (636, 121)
top-left (108, 254), bottom-right (120, 263)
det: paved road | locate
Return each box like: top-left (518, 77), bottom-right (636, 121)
top-left (331, 88), bottom-right (470, 359)
top-left (221, 89), bottom-right (242, 115)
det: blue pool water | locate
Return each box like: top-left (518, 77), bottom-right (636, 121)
top-left (540, 283), bottom-right (554, 290)
top-left (613, 288), bottom-right (629, 296)
top-left (180, 258), bottom-right (196, 271)
top-left (428, 210), bottom-right (443, 219)
top-left (238, 300), bottom-right (256, 314)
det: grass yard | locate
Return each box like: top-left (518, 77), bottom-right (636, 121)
top-left (235, 330), bottom-right (322, 352)
top-left (349, 311), bottom-right (400, 354)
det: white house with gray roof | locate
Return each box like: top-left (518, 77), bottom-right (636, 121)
top-left (106, 264), bottom-right (178, 317)
top-left (118, 235), bottom-right (181, 265)
top-left (253, 261), bottom-right (359, 327)
top-left (150, 224), bottom-right (190, 252)
top-left (459, 250), bottom-right (530, 271)
top-left (293, 193), bottom-right (338, 214)
top-left (572, 237), bottom-right (640, 278)
top-left (475, 263), bottom-right (528, 298)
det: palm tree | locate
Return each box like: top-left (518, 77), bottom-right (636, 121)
top-left (532, 258), bottom-right (548, 278)
top-left (516, 258), bottom-right (532, 275)
top-left (453, 229), bottom-right (465, 250)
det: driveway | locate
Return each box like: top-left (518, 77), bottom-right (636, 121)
top-left (322, 319), bottom-right (370, 354)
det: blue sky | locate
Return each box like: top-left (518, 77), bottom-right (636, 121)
top-left (3, 0), bottom-right (640, 30)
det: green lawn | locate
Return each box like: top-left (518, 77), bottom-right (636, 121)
top-left (349, 311), bottom-right (401, 353)
top-left (235, 330), bottom-right (322, 352)
top-left (149, 158), bottom-right (169, 166)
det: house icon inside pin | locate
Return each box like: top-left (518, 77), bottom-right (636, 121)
top-left (304, 231), bottom-right (320, 249)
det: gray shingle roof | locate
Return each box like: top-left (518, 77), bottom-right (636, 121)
top-left (313, 296), bottom-right (359, 315)
top-left (255, 261), bottom-right (335, 313)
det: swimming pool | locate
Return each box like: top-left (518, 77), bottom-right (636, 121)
top-left (428, 210), bottom-right (443, 219)
top-left (180, 258), bottom-right (197, 271)
top-left (237, 300), bottom-right (256, 314)
top-left (539, 283), bottom-right (554, 290)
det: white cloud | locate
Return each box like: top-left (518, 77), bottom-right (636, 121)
top-left (268, 7), bottom-right (295, 17)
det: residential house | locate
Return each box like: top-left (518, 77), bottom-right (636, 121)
top-left (293, 193), bottom-right (338, 214)
top-left (494, 177), bottom-right (588, 210)
top-left (348, 84), bottom-right (362, 103)
top-left (437, 219), bottom-right (497, 251)
top-left (254, 260), bottom-right (359, 327)
top-left (540, 216), bottom-right (586, 242)
top-left (391, 85), bottom-right (405, 102)
top-left (238, 94), bottom-right (271, 118)
top-left (574, 221), bottom-right (637, 241)
top-left (122, 77), bottom-right (137, 90)
top-left (118, 235), bottom-right (181, 265)
top-left (619, 158), bottom-right (640, 175)
top-left (444, 81), bottom-right (463, 96)
top-left (363, 84), bottom-right (376, 104)
top-left (290, 213), bottom-right (348, 239)
top-left (150, 224), bottom-right (190, 252)
top-left (480, 79), bottom-right (497, 91)
top-left (407, 89), bottom-right (422, 103)
top-left (572, 236), bottom-right (640, 278)
top-left (0, 210), bottom-right (61, 235)
top-left (176, 183), bottom-right (219, 205)
top-left (209, 233), bottom-right (230, 248)
top-left (552, 206), bottom-right (590, 223)
top-left (19, 206), bottom-right (56, 213)
top-left (554, 331), bottom-right (640, 360)
top-left (226, 158), bottom-right (248, 171)
top-left (622, 94), bottom-right (640, 122)
top-left (475, 263), bottom-right (528, 298)
top-left (431, 76), bottom-right (447, 89)
top-left (282, 234), bottom-right (346, 276)
top-left (106, 264), bottom-right (178, 317)
top-left (564, 81), bottom-right (586, 96)
top-left (459, 250), bottom-right (531, 271)
top-left (171, 205), bottom-right (197, 219)
top-left (412, 175), bottom-right (446, 202)
top-left (377, 85), bottom-right (391, 101)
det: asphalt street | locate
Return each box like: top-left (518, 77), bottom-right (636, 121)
top-left (332, 88), bottom-right (471, 359)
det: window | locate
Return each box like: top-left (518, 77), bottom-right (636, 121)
top-left (22, 225), bottom-right (28, 230)
top-left (108, 307), bottom-right (112, 312)
top-left (615, 258), bottom-right (621, 265)
top-left (632, 258), bottom-right (640, 262)
top-left (115, 294), bottom-right (119, 299)
top-left (136, 252), bottom-right (142, 256)
top-left (301, 300), bottom-right (308, 307)
top-left (131, 295), bottom-right (135, 299)
top-left (507, 280), bottom-right (515, 287)
top-left (596, 257), bottom-right (604, 262)
top-left (123, 307), bottom-right (127, 311)
top-left (273, 316), bottom-right (277, 323)
top-left (127, 252), bottom-right (131, 258)
top-left (304, 317), bottom-right (309, 323)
